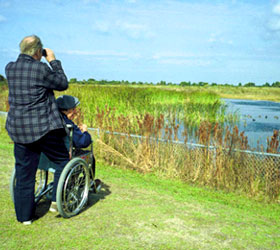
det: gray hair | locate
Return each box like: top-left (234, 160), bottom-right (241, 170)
top-left (19, 35), bottom-right (43, 56)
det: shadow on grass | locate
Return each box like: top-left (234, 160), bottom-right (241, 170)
top-left (85, 182), bottom-right (111, 210)
top-left (35, 199), bottom-right (52, 219)
top-left (34, 181), bottom-right (111, 220)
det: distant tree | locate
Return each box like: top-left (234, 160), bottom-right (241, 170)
top-left (69, 78), bottom-right (77, 83)
top-left (244, 82), bottom-right (255, 87)
top-left (224, 83), bottom-right (231, 86)
top-left (99, 79), bottom-right (107, 85)
top-left (121, 80), bottom-right (130, 85)
top-left (110, 80), bottom-right (119, 85)
top-left (263, 82), bottom-right (270, 87)
top-left (88, 78), bottom-right (96, 82)
top-left (198, 81), bottom-right (208, 86)
top-left (238, 82), bottom-right (242, 87)
top-left (211, 82), bottom-right (217, 86)
top-left (272, 81), bottom-right (280, 87)
top-left (180, 81), bottom-right (191, 86)
top-left (121, 80), bottom-right (129, 85)
top-left (157, 81), bottom-right (166, 85)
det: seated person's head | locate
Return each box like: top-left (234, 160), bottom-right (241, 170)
top-left (56, 95), bottom-right (80, 120)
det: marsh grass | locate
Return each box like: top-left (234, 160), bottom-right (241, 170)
top-left (92, 106), bottom-right (280, 201)
top-left (57, 85), bottom-right (226, 128)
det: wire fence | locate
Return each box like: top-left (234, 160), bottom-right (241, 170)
top-left (89, 127), bottom-right (280, 200)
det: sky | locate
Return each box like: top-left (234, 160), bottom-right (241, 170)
top-left (0, 0), bottom-right (280, 85)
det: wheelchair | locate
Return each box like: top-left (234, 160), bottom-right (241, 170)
top-left (10, 125), bottom-right (101, 218)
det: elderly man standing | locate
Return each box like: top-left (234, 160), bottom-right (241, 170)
top-left (5, 35), bottom-right (69, 225)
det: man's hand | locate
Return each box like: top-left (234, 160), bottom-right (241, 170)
top-left (79, 124), bottom-right (88, 132)
top-left (44, 48), bottom-right (56, 62)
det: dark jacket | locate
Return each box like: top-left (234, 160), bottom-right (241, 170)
top-left (5, 54), bottom-right (68, 144)
top-left (62, 114), bottom-right (92, 148)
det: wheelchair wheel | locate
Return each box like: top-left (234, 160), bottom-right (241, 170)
top-left (10, 168), bottom-right (48, 203)
top-left (56, 158), bottom-right (90, 218)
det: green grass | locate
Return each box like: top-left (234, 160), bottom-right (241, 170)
top-left (0, 117), bottom-right (279, 250)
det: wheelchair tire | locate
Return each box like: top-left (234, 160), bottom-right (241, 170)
top-left (10, 168), bottom-right (48, 204)
top-left (56, 158), bottom-right (90, 218)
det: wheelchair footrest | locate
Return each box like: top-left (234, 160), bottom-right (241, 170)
top-left (90, 179), bottom-right (102, 193)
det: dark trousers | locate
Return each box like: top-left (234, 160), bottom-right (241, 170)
top-left (14, 129), bottom-right (69, 222)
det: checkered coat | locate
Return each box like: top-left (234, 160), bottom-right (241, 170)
top-left (5, 54), bottom-right (69, 144)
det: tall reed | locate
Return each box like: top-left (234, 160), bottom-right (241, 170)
top-left (57, 85), bottom-right (227, 129)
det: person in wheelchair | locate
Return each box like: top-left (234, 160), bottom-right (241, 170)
top-left (46, 95), bottom-right (101, 212)
top-left (56, 94), bottom-right (100, 176)
top-left (56, 95), bottom-right (92, 150)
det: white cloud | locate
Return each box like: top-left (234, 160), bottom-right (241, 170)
top-left (93, 19), bottom-right (154, 39)
top-left (268, 18), bottom-right (280, 31)
top-left (93, 21), bottom-right (110, 33)
top-left (208, 33), bottom-right (233, 45)
top-left (152, 51), bottom-right (211, 66)
top-left (272, 2), bottom-right (280, 15)
top-left (63, 50), bottom-right (127, 57)
top-left (62, 49), bottom-right (141, 60)
top-left (116, 21), bottom-right (154, 39)
top-left (268, 1), bottom-right (280, 32)
top-left (152, 52), bottom-right (197, 60)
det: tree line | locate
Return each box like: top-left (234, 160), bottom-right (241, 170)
top-left (70, 78), bottom-right (280, 87)
top-left (0, 74), bottom-right (279, 87)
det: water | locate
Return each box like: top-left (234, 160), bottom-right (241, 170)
top-left (223, 99), bottom-right (280, 149)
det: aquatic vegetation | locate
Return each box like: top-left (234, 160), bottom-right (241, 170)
top-left (57, 85), bottom-right (228, 129)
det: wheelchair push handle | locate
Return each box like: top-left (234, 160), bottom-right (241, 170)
top-left (66, 124), bottom-right (73, 129)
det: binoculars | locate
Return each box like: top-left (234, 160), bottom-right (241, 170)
top-left (42, 49), bottom-right (47, 57)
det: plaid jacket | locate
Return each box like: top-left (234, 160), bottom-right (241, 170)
top-left (5, 54), bottom-right (69, 144)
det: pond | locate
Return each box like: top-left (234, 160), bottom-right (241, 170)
top-left (223, 99), bottom-right (280, 149)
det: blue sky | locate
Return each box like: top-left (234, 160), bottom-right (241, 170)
top-left (0, 0), bottom-right (280, 85)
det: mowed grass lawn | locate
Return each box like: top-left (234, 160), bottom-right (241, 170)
top-left (0, 118), bottom-right (279, 250)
